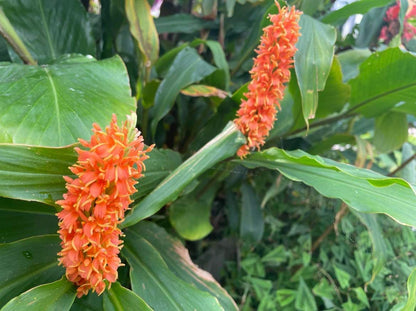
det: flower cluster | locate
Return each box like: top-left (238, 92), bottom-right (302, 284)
top-left (380, 1), bottom-right (416, 44)
top-left (234, 3), bottom-right (301, 157)
top-left (56, 114), bottom-right (153, 297)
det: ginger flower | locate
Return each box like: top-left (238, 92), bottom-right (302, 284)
top-left (234, 3), bottom-right (301, 157)
top-left (56, 114), bottom-right (153, 297)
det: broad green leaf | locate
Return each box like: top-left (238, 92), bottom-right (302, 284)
top-left (349, 48), bottom-right (416, 117)
top-left (321, 0), bottom-right (394, 25)
top-left (180, 84), bottom-right (228, 99)
top-left (0, 145), bottom-right (180, 209)
top-left (155, 14), bottom-right (215, 34)
top-left (125, 222), bottom-right (238, 310)
top-left (0, 198), bottom-right (55, 214)
top-left (240, 183), bottom-right (264, 243)
top-left (0, 144), bottom-right (75, 205)
top-left (0, 210), bottom-right (57, 243)
top-left (315, 57), bottom-right (350, 119)
top-left (125, 0), bottom-right (159, 66)
top-left (337, 49), bottom-right (372, 82)
top-left (151, 47), bottom-right (216, 135)
top-left (0, 0), bottom-right (95, 64)
top-left (1, 277), bottom-right (76, 311)
top-left (122, 123), bottom-right (245, 227)
top-left (103, 282), bottom-right (152, 311)
top-left (238, 148), bottom-right (416, 228)
top-left (70, 292), bottom-right (102, 311)
top-left (154, 44), bottom-right (188, 77)
top-left (122, 227), bottom-right (224, 310)
top-left (0, 56), bottom-right (135, 146)
top-left (295, 15), bottom-right (336, 124)
top-left (169, 196), bottom-right (214, 241)
top-left (373, 111), bottom-right (408, 153)
top-left (355, 6), bottom-right (389, 48)
top-left (0, 235), bottom-right (63, 308)
top-left (351, 211), bottom-right (388, 285)
top-left (402, 267), bottom-right (416, 311)
top-left (132, 148), bottom-right (182, 202)
top-left (295, 278), bottom-right (317, 311)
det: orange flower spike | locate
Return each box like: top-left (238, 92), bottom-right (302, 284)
top-left (56, 114), bottom-right (153, 298)
top-left (234, 3), bottom-right (301, 157)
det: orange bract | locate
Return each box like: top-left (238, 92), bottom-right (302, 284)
top-left (234, 4), bottom-right (301, 157)
top-left (56, 114), bottom-right (153, 297)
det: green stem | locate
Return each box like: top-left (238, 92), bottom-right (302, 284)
top-left (0, 8), bottom-right (36, 65)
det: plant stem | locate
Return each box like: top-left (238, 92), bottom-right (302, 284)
top-left (388, 153), bottom-right (416, 177)
top-left (0, 8), bottom-right (36, 65)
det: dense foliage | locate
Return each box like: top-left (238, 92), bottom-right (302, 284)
top-left (0, 0), bottom-right (416, 310)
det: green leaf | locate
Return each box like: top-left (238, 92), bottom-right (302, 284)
top-left (169, 195), bottom-right (214, 241)
top-left (312, 279), bottom-right (334, 300)
top-left (150, 46), bottom-right (216, 135)
top-left (353, 287), bottom-right (370, 308)
top-left (122, 227), bottom-right (224, 310)
top-left (374, 111), bottom-right (408, 153)
top-left (0, 56), bottom-right (135, 146)
top-left (0, 210), bottom-right (57, 243)
top-left (246, 277), bottom-right (272, 300)
top-left (238, 148), bottom-right (416, 228)
top-left (126, 222), bottom-right (238, 310)
top-left (349, 48), bottom-right (416, 117)
top-left (294, 15), bottom-right (336, 124)
top-left (315, 57), bottom-right (350, 119)
top-left (352, 212), bottom-right (388, 285)
top-left (140, 222), bottom-right (236, 308)
top-left (202, 40), bottom-right (230, 90)
top-left (402, 267), bottom-right (416, 311)
top-left (122, 123), bottom-right (245, 227)
top-left (0, 235), bottom-right (63, 308)
top-left (295, 278), bottom-right (317, 311)
top-left (334, 266), bottom-right (351, 289)
top-left (0, 198), bottom-right (55, 215)
top-left (321, 0), bottom-right (394, 25)
top-left (276, 289), bottom-right (296, 307)
top-left (155, 14), bottom-right (215, 34)
top-left (356, 6), bottom-right (389, 48)
top-left (337, 49), bottom-right (372, 82)
top-left (1, 277), bottom-right (76, 311)
top-left (0, 144), bottom-right (75, 205)
top-left (103, 282), bottom-right (152, 311)
top-left (240, 183), bottom-right (264, 243)
top-left (132, 148), bottom-right (182, 202)
top-left (1, 0), bottom-right (94, 64)
top-left (70, 292), bottom-right (102, 311)
top-left (125, 0), bottom-right (159, 66)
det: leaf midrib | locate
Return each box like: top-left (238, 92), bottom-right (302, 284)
top-left (38, 0), bottom-right (55, 59)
